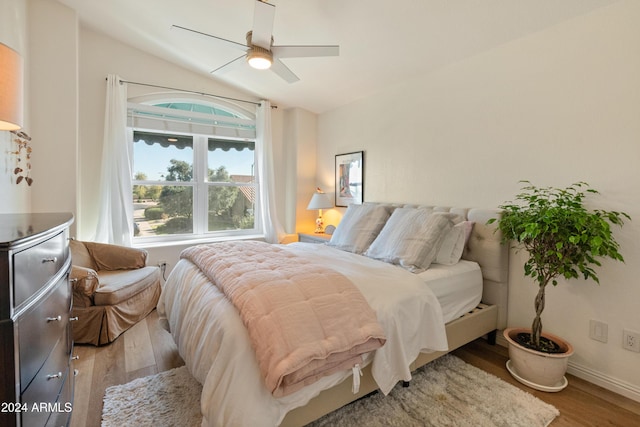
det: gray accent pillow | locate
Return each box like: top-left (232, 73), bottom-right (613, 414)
top-left (328, 204), bottom-right (392, 254)
top-left (365, 209), bottom-right (455, 273)
top-left (434, 220), bottom-right (475, 265)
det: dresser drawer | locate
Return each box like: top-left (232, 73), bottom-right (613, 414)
top-left (18, 275), bottom-right (70, 392)
top-left (20, 336), bottom-right (70, 427)
top-left (14, 231), bottom-right (68, 309)
top-left (44, 369), bottom-right (73, 427)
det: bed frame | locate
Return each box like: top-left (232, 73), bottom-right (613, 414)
top-left (281, 206), bottom-right (509, 427)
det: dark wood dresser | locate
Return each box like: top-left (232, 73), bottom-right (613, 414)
top-left (0, 213), bottom-right (75, 427)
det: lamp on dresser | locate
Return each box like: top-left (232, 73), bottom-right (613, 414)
top-left (306, 187), bottom-right (333, 233)
top-left (0, 42), bottom-right (23, 130)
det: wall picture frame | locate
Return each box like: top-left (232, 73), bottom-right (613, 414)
top-left (335, 151), bottom-right (364, 207)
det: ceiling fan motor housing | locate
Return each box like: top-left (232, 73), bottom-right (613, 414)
top-left (246, 31), bottom-right (273, 69)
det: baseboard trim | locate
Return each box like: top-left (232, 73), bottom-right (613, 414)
top-left (567, 362), bottom-right (640, 403)
top-left (495, 335), bottom-right (640, 403)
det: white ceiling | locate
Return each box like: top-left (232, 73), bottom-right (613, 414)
top-left (57, 0), bottom-right (617, 114)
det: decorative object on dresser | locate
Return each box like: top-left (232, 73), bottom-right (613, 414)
top-left (306, 188), bottom-right (333, 233)
top-left (0, 212), bottom-right (75, 427)
top-left (490, 181), bottom-right (630, 391)
top-left (335, 151), bottom-right (363, 207)
top-left (69, 240), bottom-right (161, 346)
top-left (8, 130), bottom-right (33, 186)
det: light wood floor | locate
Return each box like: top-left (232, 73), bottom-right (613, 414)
top-left (70, 309), bottom-right (640, 426)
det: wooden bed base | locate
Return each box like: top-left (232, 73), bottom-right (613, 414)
top-left (281, 303), bottom-right (499, 427)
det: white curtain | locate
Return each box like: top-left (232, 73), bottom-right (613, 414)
top-left (94, 74), bottom-right (133, 246)
top-left (256, 100), bottom-right (285, 243)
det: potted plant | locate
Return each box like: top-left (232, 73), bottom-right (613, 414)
top-left (489, 181), bottom-right (629, 391)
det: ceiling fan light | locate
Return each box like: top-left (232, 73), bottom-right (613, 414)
top-left (245, 30), bottom-right (273, 70)
top-left (247, 48), bottom-right (272, 70)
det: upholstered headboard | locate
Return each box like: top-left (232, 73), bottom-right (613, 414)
top-left (368, 204), bottom-right (509, 329)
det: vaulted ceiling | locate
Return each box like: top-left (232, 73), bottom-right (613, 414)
top-left (57, 0), bottom-right (618, 113)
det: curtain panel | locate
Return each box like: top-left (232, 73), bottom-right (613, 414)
top-left (95, 75), bottom-right (134, 245)
top-left (256, 100), bottom-right (285, 243)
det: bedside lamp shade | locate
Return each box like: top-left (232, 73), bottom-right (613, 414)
top-left (307, 191), bottom-right (333, 211)
top-left (0, 43), bottom-right (23, 131)
top-left (307, 188), bottom-right (333, 233)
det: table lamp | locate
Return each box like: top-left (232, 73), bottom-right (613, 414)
top-left (307, 188), bottom-right (333, 233)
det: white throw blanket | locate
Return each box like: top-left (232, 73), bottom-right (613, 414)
top-left (159, 243), bottom-right (448, 427)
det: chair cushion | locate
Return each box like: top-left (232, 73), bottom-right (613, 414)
top-left (83, 241), bottom-right (148, 271)
top-left (93, 266), bottom-right (160, 306)
top-left (70, 240), bottom-right (99, 271)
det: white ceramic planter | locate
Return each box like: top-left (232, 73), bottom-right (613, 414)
top-left (503, 327), bottom-right (574, 392)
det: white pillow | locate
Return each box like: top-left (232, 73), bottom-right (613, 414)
top-left (365, 209), bottom-right (455, 273)
top-left (435, 221), bottom-right (475, 265)
top-left (327, 204), bottom-right (392, 254)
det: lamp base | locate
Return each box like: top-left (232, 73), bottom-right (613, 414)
top-left (315, 215), bottom-right (324, 233)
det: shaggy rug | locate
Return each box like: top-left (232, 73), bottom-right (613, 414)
top-left (102, 355), bottom-right (559, 427)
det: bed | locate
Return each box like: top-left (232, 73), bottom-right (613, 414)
top-left (158, 204), bottom-right (508, 427)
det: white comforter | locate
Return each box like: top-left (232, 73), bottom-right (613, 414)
top-left (158, 242), bottom-right (448, 427)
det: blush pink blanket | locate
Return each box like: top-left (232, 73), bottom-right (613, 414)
top-left (181, 241), bottom-right (386, 397)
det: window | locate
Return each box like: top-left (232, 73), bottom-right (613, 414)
top-left (129, 98), bottom-right (259, 242)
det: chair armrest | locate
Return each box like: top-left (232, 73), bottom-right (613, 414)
top-left (82, 241), bottom-right (148, 271)
top-left (71, 265), bottom-right (99, 307)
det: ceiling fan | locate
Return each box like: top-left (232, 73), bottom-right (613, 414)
top-left (172, 0), bottom-right (339, 83)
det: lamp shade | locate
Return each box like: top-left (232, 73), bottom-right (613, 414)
top-left (307, 191), bottom-right (333, 210)
top-left (0, 42), bottom-right (23, 131)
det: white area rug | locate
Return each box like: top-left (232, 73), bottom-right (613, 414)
top-left (102, 355), bottom-right (559, 427)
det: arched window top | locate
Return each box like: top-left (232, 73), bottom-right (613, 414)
top-left (152, 102), bottom-right (243, 119)
top-left (130, 92), bottom-right (256, 120)
top-left (128, 93), bottom-right (256, 140)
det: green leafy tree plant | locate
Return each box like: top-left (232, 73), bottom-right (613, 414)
top-left (159, 159), bottom-right (193, 219)
top-left (490, 181), bottom-right (630, 352)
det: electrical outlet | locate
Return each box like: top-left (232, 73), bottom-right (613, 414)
top-left (623, 330), bottom-right (640, 352)
top-left (158, 260), bottom-right (167, 268)
top-left (589, 320), bottom-right (608, 343)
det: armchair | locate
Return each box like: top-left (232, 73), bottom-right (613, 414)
top-left (70, 240), bottom-right (161, 345)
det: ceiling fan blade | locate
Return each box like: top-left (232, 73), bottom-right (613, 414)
top-left (210, 55), bottom-right (247, 75)
top-left (273, 45), bottom-right (339, 59)
top-left (171, 25), bottom-right (248, 51)
top-left (270, 58), bottom-right (300, 84)
top-left (251, 0), bottom-right (276, 50)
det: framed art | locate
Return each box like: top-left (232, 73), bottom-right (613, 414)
top-left (335, 151), bottom-right (364, 207)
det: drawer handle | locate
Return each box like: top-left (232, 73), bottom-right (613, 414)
top-left (69, 316), bottom-right (79, 322)
top-left (46, 315), bottom-right (62, 322)
top-left (72, 355), bottom-right (80, 361)
top-left (42, 257), bottom-right (58, 264)
top-left (47, 372), bottom-right (63, 380)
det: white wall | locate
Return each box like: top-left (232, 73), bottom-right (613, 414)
top-left (0, 0), bottom-right (29, 213)
top-left (318, 0), bottom-right (640, 399)
top-left (28, 0), bottom-right (78, 235)
top-left (282, 107), bottom-right (321, 233)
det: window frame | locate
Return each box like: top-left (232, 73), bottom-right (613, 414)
top-left (128, 95), bottom-right (261, 244)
